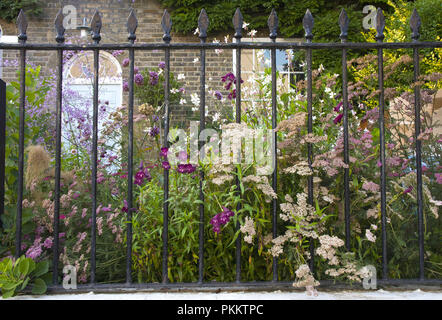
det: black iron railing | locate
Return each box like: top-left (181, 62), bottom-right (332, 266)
top-left (0, 7), bottom-right (441, 292)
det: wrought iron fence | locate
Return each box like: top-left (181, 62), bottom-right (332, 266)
top-left (0, 6), bottom-right (441, 292)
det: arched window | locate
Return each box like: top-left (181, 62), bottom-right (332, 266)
top-left (64, 51), bottom-right (123, 111)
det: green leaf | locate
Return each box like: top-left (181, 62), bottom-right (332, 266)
top-left (17, 258), bottom-right (30, 276)
top-left (33, 260), bottom-right (49, 278)
top-left (2, 289), bottom-right (16, 299)
top-left (31, 278), bottom-right (47, 295)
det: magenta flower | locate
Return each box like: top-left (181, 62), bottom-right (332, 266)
top-left (162, 161), bottom-right (171, 170)
top-left (435, 173), bottom-right (442, 184)
top-left (403, 186), bottom-right (413, 194)
top-left (210, 207), bottom-right (235, 233)
top-left (122, 58), bottom-right (130, 67)
top-left (334, 101), bottom-right (343, 112)
top-left (158, 61), bottom-right (166, 69)
top-left (160, 147), bottom-right (168, 158)
top-left (333, 113), bottom-right (343, 124)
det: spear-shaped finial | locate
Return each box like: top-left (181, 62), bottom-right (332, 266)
top-left (410, 8), bottom-right (421, 41)
top-left (375, 8), bottom-right (385, 42)
top-left (198, 9), bottom-right (209, 40)
top-left (17, 10), bottom-right (28, 43)
top-left (162, 9), bottom-right (172, 43)
top-left (303, 9), bottom-right (314, 42)
top-left (339, 9), bottom-right (349, 42)
top-left (233, 8), bottom-right (243, 40)
top-left (54, 9), bottom-right (66, 43)
top-left (268, 9), bottom-right (278, 41)
top-left (91, 10), bottom-right (102, 44)
top-left (127, 9), bottom-right (138, 43)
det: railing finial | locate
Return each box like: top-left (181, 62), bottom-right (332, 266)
top-left (375, 8), bottom-right (385, 42)
top-left (303, 9), bottom-right (314, 42)
top-left (339, 9), bottom-right (349, 42)
top-left (162, 9), bottom-right (172, 43)
top-left (91, 10), bottom-right (102, 44)
top-left (410, 8), bottom-right (421, 41)
top-left (17, 9), bottom-right (28, 43)
top-left (198, 9), bottom-right (209, 40)
top-left (127, 9), bottom-right (138, 43)
top-left (233, 8), bottom-right (243, 40)
top-left (268, 9), bottom-right (278, 40)
top-left (54, 9), bottom-right (66, 44)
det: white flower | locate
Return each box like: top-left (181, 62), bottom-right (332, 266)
top-left (193, 58), bottom-right (199, 64)
top-left (242, 22), bottom-right (250, 30)
top-left (177, 73), bottom-right (185, 80)
top-left (194, 28), bottom-right (199, 35)
top-left (212, 112), bottom-right (220, 122)
top-left (170, 88), bottom-right (178, 94)
top-left (190, 93), bottom-right (200, 106)
top-left (365, 229), bottom-right (376, 242)
top-left (248, 29), bottom-right (257, 37)
top-left (430, 199), bottom-right (442, 206)
top-left (224, 35), bottom-right (230, 43)
top-left (179, 98), bottom-right (187, 105)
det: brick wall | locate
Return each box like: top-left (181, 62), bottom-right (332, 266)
top-left (0, 0), bottom-right (234, 128)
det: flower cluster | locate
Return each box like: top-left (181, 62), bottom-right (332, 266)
top-left (209, 207), bottom-right (235, 233)
top-left (135, 162), bottom-right (152, 186)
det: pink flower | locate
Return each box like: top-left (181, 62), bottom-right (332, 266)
top-left (362, 181), bottom-right (380, 193)
top-left (162, 161), bottom-right (171, 170)
top-left (435, 173), bottom-right (442, 184)
top-left (403, 186), bottom-right (413, 194)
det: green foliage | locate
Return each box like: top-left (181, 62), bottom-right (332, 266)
top-left (0, 256), bottom-right (49, 298)
top-left (0, 0), bottom-right (42, 22)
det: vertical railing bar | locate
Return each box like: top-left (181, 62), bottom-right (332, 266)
top-left (376, 8), bottom-right (388, 280)
top-left (303, 10), bottom-right (315, 273)
top-left (270, 40), bottom-right (278, 282)
top-left (89, 10), bottom-right (102, 284)
top-left (52, 45), bottom-right (64, 285)
top-left (198, 10), bottom-right (208, 283)
top-left (15, 12), bottom-right (27, 258)
top-left (233, 8), bottom-right (243, 283)
top-left (412, 30), bottom-right (425, 282)
top-left (0, 79), bottom-right (6, 230)
top-left (161, 10), bottom-right (172, 284)
top-left (339, 10), bottom-right (351, 251)
top-left (90, 46), bottom-right (99, 284)
top-left (126, 46), bottom-right (135, 285)
top-left (126, 8), bottom-right (138, 284)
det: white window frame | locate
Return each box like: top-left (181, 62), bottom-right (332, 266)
top-left (232, 37), bottom-right (305, 92)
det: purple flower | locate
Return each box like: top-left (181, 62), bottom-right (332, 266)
top-left (209, 207), bottom-right (235, 233)
top-left (179, 87), bottom-right (185, 94)
top-left (149, 126), bottom-right (160, 137)
top-left (334, 101), bottom-right (343, 112)
top-left (221, 72), bottom-right (235, 83)
top-left (333, 113), bottom-right (343, 124)
top-left (149, 71), bottom-right (159, 86)
top-left (177, 163), bottom-right (196, 174)
top-left (43, 238), bottom-right (53, 249)
top-left (152, 115), bottom-right (159, 122)
top-left (160, 147), bottom-right (168, 158)
top-left (122, 58), bottom-right (130, 67)
top-left (227, 89), bottom-right (236, 100)
top-left (162, 161), bottom-right (171, 170)
top-left (158, 61), bottom-right (166, 69)
top-left (122, 200), bottom-right (129, 213)
top-left (135, 73), bottom-right (144, 86)
top-left (214, 90), bottom-right (222, 100)
top-left (134, 67), bottom-right (139, 74)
